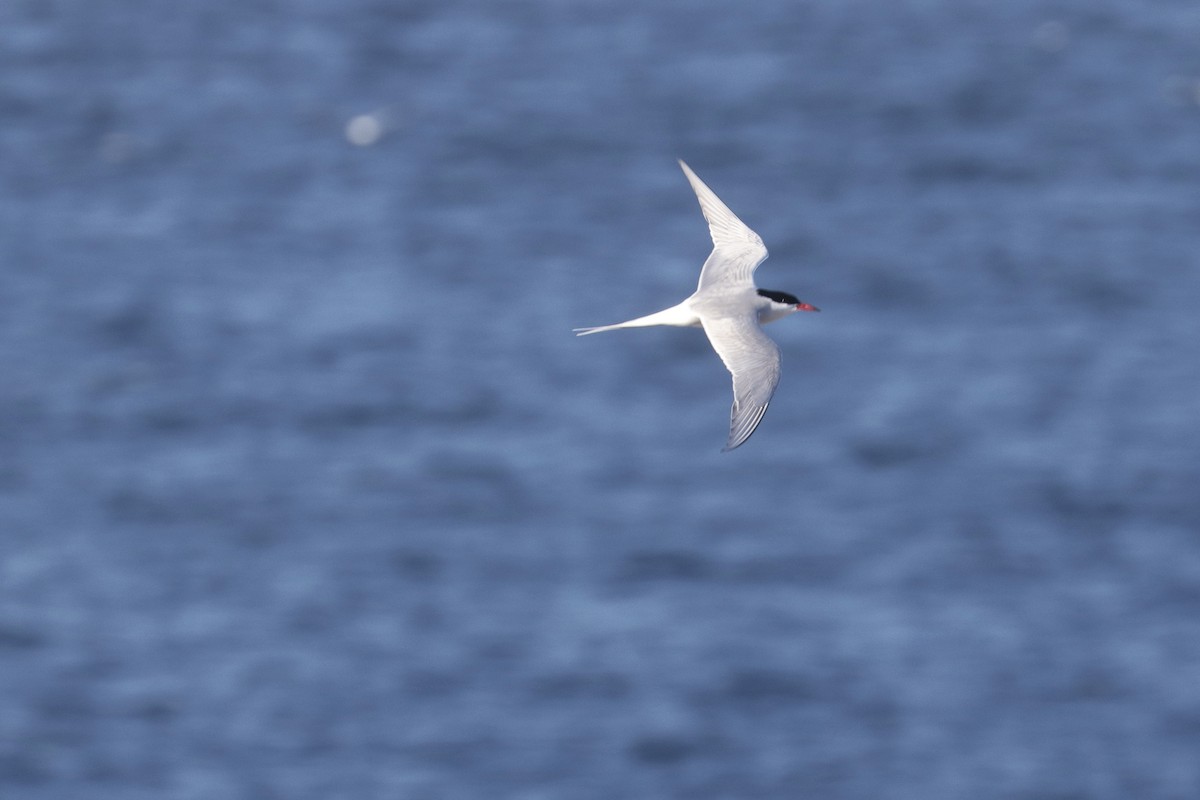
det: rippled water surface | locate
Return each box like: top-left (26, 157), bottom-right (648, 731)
top-left (3, 1), bottom-right (1200, 798)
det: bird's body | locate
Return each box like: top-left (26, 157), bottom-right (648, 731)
top-left (575, 160), bottom-right (819, 451)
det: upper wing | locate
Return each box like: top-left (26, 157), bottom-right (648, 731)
top-left (678, 160), bottom-right (769, 292)
top-left (701, 314), bottom-right (782, 452)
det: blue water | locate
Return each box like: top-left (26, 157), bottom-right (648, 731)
top-left (3, 1), bottom-right (1200, 798)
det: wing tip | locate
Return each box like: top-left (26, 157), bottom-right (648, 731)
top-left (720, 403), bottom-right (769, 452)
top-left (677, 158), bottom-right (701, 187)
top-left (720, 437), bottom-right (749, 453)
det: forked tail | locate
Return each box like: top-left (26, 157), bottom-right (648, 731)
top-left (573, 323), bottom-right (626, 336)
top-left (573, 302), bottom-right (700, 336)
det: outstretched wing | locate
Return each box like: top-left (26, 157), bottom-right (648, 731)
top-left (701, 314), bottom-right (782, 452)
top-left (678, 160), bottom-right (769, 292)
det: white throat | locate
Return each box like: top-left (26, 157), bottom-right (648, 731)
top-left (756, 302), bottom-right (796, 325)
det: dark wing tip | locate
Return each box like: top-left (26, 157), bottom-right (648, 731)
top-left (720, 403), bottom-right (769, 452)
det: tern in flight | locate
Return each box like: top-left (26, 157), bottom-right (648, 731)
top-left (575, 160), bottom-right (819, 451)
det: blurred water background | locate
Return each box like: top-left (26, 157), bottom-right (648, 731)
top-left (3, 1), bottom-right (1200, 798)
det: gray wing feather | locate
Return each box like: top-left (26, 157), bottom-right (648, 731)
top-left (678, 160), bottom-right (769, 291)
top-left (701, 315), bottom-right (782, 452)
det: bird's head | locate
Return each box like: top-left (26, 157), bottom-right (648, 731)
top-left (757, 289), bottom-right (820, 322)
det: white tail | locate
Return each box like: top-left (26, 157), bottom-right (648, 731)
top-left (573, 322), bottom-right (629, 336)
top-left (573, 302), bottom-right (700, 336)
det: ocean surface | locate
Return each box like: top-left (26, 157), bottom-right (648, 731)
top-left (3, 1), bottom-right (1200, 798)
